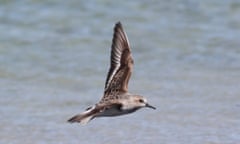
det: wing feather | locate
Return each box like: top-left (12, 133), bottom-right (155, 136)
top-left (103, 22), bottom-right (133, 96)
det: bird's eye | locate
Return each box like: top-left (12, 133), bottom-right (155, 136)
top-left (139, 99), bottom-right (144, 103)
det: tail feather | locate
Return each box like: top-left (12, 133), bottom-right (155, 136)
top-left (68, 105), bottom-right (98, 125)
top-left (68, 114), bottom-right (94, 125)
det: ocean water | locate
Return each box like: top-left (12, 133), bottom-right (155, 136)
top-left (1, 0), bottom-right (240, 144)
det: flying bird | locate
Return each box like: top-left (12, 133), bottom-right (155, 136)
top-left (68, 22), bottom-right (155, 125)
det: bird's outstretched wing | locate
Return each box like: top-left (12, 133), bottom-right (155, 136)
top-left (103, 22), bottom-right (133, 99)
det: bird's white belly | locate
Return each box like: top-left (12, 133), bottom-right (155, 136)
top-left (96, 107), bottom-right (138, 117)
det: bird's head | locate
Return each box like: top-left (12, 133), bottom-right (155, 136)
top-left (131, 95), bottom-right (156, 110)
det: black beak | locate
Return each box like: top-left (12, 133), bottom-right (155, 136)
top-left (145, 103), bottom-right (156, 110)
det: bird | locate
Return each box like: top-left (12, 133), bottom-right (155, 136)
top-left (68, 22), bottom-right (156, 125)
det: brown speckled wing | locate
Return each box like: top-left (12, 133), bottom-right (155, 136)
top-left (101, 22), bottom-right (133, 102)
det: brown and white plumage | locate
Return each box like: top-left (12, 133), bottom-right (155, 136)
top-left (104, 22), bottom-right (132, 93)
top-left (101, 22), bottom-right (133, 103)
top-left (68, 22), bottom-right (155, 125)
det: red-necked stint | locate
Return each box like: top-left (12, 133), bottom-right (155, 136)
top-left (68, 22), bottom-right (156, 125)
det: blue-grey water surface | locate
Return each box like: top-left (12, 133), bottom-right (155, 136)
top-left (1, 0), bottom-right (240, 144)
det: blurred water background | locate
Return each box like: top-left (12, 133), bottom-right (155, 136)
top-left (1, 0), bottom-right (240, 144)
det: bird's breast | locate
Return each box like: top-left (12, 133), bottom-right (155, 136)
top-left (96, 106), bottom-right (139, 117)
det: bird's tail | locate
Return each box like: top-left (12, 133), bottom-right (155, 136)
top-left (68, 106), bottom-right (96, 125)
top-left (68, 114), bottom-right (94, 125)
